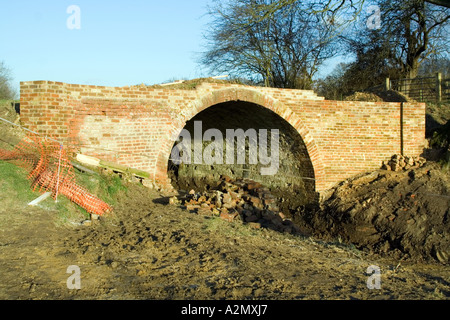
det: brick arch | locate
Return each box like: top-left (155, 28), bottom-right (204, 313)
top-left (155, 87), bottom-right (325, 191)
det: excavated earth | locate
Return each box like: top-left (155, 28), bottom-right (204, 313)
top-left (293, 162), bottom-right (449, 264)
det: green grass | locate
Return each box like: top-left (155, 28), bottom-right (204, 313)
top-left (0, 160), bottom-right (80, 220)
top-left (73, 169), bottom-right (128, 206)
top-left (0, 159), bottom-right (129, 223)
top-left (0, 161), bottom-right (39, 203)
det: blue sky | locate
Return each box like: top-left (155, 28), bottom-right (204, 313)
top-left (0, 0), bottom-right (350, 95)
top-left (0, 0), bottom-right (214, 92)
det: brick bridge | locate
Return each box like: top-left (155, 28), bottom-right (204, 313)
top-left (19, 80), bottom-right (426, 200)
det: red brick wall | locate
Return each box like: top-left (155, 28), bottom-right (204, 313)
top-left (20, 80), bottom-right (426, 193)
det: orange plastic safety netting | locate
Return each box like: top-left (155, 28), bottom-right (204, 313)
top-left (0, 132), bottom-right (111, 216)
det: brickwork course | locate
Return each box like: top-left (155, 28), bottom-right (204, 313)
top-left (19, 80), bottom-right (426, 197)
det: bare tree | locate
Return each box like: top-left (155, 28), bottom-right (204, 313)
top-left (201, 0), bottom-right (341, 89)
top-left (337, 0), bottom-right (449, 80)
top-left (381, 0), bottom-right (449, 79)
top-left (233, 0), bottom-right (449, 23)
top-left (314, 62), bottom-right (352, 100)
top-left (419, 56), bottom-right (450, 77)
top-left (232, 0), bottom-right (365, 27)
top-left (426, 0), bottom-right (450, 8)
top-left (0, 61), bottom-right (16, 100)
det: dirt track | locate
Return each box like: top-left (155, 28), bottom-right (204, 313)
top-left (0, 180), bottom-right (448, 300)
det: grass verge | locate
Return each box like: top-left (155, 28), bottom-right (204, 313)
top-left (0, 159), bottom-right (129, 224)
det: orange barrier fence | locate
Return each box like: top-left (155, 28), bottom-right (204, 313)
top-left (0, 132), bottom-right (111, 216)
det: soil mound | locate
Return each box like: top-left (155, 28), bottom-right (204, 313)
top-left (293, 163), bottom-right (449, 264)
top-left (343, 90), bottom-right (414, 103)
top-left (344, 92), bottom-right (384, 102)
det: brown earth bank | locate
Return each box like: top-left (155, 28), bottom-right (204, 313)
top-left (292, 162), bottom-right (449, 264)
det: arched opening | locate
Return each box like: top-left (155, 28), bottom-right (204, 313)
top-left (167, 101), bottom-right (317, 211)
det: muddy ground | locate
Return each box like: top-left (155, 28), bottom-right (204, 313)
top-left (0, 100), bottom-right (449, 301)
top-left (0, 175), bottom-right (449, 301)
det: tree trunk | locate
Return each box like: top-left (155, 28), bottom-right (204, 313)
top-left (403, 56), bottom-right (421, 96)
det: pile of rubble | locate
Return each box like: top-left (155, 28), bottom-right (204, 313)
top-left (169, 176), bottom-right (301, 235)
top-left (381, 154), bottom-right (427, 172)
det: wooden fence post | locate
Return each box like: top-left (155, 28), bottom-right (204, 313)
top-left (436, 72), bottom-right (442, 102)
top-left (385, 77), bottom-right (390, 91)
